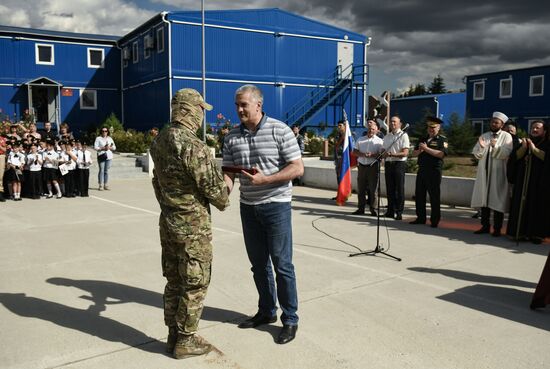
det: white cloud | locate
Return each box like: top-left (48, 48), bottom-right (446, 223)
top-left (0, 0), bottom-right (155, 36)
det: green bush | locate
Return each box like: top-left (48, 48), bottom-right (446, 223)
top-left (305, 136), bottom-right (324, 154)
top-left (110, 129), bottom-right (149, 154)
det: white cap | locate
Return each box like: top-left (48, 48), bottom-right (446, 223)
top-left (492, 111), bottom-right (509, 124)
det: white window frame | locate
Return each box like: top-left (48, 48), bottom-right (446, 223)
top-left (499, 77), bottom-right (512, 98)
top-left (529, 75), bottom-right (544, 97)
top-left (144, 36), bottom-right (151, 59)
top-left (157, 27), bottom-right (165, 53)
top-left (79, 89), bottom-right (97, 110)
top-left (87, 47), bottom-right (105, 68)
top-left (473, 81), bottom-right (485, 100)
top-left (132, 41), bottom-right (139, 64)
top-left (472, 120), bottom-right (484, 135)
top-left (35, 43), bottom-right (55, 65)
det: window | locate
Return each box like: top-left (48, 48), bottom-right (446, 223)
top-left (87, 48), bottom-right (104, 68)
top-left (80, 89), bottom-right (97, 110)
top-left (157, 27), bottom-right (165, 53)
top-left (499, 78), bottom-right (512, 98)
top-left (144, 36), bottom-right (151, 59)
top-left (473, 81), bottom-right (484, 100)
top-left (530, 75), bottom-right (544, 96)
top-left (132, 41), bottom-right (139, 64)
top-left (472, 120), bottom-right (484, 135)
top-left (35, 44), bottom-right (54, 65)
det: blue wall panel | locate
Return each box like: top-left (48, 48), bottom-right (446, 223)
top-left (121, 24), bottom-right (169, 87)
top-left (467, 66), bottom-right (550, 131)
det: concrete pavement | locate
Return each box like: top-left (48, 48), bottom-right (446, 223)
top-left (0, 178), bottom-right (548, 369)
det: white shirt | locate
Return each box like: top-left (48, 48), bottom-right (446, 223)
top-left (383, 129), bottom-right (410, 162)
top-left (26, 153), bottom-right (43, 171)
top-left (94, 136), bottom-right (116, 160)
top-left (8, 151), bottom-right (25, 167)
top-left (356, 134), bottom-right (383, 165)
top-left (77, 149), bottom-right (92, 169)
top-left (42, 150), bottom-right (59, 169)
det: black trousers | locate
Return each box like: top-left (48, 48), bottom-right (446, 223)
top-left (29, 171), bottom-right (42, 198)
top-left (78, 168), bottom-right (89, 196)
top-left (415, 168), bottom-right (442, 225)
top-left (357, 163), bottom-right (379, 211)
top-left (64, 170), bottom-right (75, 197)
top-left (481, 207), bottom-right (504, 231)
top-left (384, 161), bottom-right (406, 215)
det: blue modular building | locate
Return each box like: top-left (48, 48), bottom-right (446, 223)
top-left (0, 8), bottom-right (370, 135)
top-left (390, 92), bottom-right (466, 127)
top-left (465, 65), bottom-right (550, 134)
top-left (118, 9), bottom-right (369, 131)
top-left (0, 25), bottom-right (121, 132)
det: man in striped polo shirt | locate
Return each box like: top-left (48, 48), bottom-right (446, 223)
top-left (223, 84), bottom-right (304, 345)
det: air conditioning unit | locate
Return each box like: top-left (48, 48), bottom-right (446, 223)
top-left (144, 35), bottom-right (154, 49)
top-left (122, 47), bottom-right (131, 60)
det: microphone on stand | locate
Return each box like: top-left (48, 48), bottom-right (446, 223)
top-left (402, 123), bottom-right (410, 132)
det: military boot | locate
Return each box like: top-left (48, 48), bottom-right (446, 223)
top-left (173, 334), bottom-right (212, 359)
top-left (165, 326), bottom-right (178, 353)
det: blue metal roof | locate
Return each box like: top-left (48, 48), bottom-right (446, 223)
top-left (466, 65), bottom-right (550, 79)
top-left (0, 24), bottom-right (119, 43)
top-left (392, 92), bottom-right (465, 101)
top-left (167, 8), bottom-right (367, 42)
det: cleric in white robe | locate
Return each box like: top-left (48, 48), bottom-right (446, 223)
top-left (470, 112), bottom-right (513, 236)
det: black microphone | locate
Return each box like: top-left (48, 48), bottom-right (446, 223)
top-left (402, 123), bottom-right (410, 131)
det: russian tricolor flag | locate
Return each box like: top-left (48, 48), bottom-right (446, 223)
top-left (336, 119), bottom-right (355, 206)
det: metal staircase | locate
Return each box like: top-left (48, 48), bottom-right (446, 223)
top-left (285, 64), bottom-right (368, 128)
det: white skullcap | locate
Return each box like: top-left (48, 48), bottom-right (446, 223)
top-left (492, 111), bottom-right (508, 124)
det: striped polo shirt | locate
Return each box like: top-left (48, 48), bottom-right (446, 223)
top-left (223, 114), bottom-right (302, 205)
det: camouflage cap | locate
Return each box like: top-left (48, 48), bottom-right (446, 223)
top-left (171, 88), bottom-right (213, 111)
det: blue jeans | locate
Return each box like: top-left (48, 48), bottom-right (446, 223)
top-left (98, 159), bottom-right (112, 185)
top-left (240, 201), bottom-right (298, 326)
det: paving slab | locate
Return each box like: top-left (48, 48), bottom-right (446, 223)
top-left (0, 178), bottom-right (548, 369)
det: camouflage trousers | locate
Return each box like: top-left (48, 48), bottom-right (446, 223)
top-left (159, 217), bottom-right (212, 335)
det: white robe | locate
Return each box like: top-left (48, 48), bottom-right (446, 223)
top-left (470, 130), bottom-right (513, 213)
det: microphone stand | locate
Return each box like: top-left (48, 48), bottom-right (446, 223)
top-left (349, 128), bottom-right (406, 261)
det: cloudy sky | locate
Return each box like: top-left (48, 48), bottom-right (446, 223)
top-left (1, 0), bottom-right (548, 94)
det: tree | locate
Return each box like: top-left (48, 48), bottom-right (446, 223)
top-left (445, 112), bottom-right (476, 155)
top-left (399, 83), bottom-right (427, 98)
top-left (429, 74), bottom-right (447, 94)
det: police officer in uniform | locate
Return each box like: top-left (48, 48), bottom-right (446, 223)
top-left (410, 116), bottom-right (448, 228)
top-left (150, 88), bottom-right (229, 359)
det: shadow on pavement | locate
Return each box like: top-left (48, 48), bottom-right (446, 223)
top-left (437, 285), bottom-right (550, 331)
top-left (409, 267), bottom-right (549, 331)
top-left (408, 267), bottom-right (537, 289)
top-left (0, 279), bottom-right (250, 354)
top-left (0, 292), bottom-right (162, 354)
top-left (46, 277), bottom-right (248, 324)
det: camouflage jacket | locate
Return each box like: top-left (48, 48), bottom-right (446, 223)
top-left (150, 124), bottom-right (229, 235)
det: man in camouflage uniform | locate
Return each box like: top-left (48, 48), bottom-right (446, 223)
top-left (150, 88), bottom-right (229, 359)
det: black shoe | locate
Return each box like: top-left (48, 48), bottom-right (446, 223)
top-left (395, 213), bottom-right (402, 220)
top-left (531, 237), bottom-right (543, 245)
top-left (409, 218), bottom-right (426, 225)
top-left (383, 212), bottom-right (394, 218)
top-left (492, 229), bottom-right (501, 237)
top-left (474, 227), bottom-right (490, 234)
top-left (430, 223), bottom-right (439, 228)
top-left (351, 209), bottom-right (364, 215)
top-left (0, 193), bottom-right (5, 202)
top-left (276, 325), bottom-right (298, 344)
top-left (331, 196), bottom-right (337, 200)
top-left (238, 313), bottom-right (277, 329)
top-left (370, 210), bottom-right (378, 217)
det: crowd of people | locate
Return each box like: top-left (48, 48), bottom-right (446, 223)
top-left (347, 111), bottom-right (550, 244)
top-left (0, 121), bottom-right (116, 201)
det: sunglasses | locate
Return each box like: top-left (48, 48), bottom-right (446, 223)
top-left (101, 130), bottom-right (108, 132)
